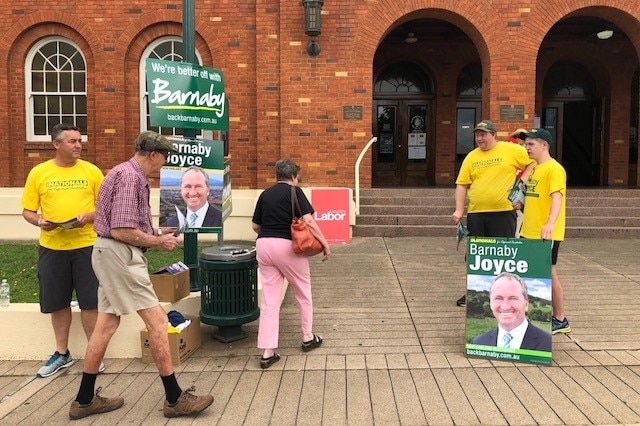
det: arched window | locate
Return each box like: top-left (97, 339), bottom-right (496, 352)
top-left (457, 62), bottom-right (482, 97)
top-left (139, 36), bottom-right (203, 136)
top-left (374, 62), bottom-right (431, 94)
top-left (543, 62), bottom-right (592, 97)
top-left (25, 37), bottom-right (87, 141)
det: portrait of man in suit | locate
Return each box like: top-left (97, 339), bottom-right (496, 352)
top-left (165, 166), bottom-right (222, 228)
top-left (471, 272), bottom-right (551, 351)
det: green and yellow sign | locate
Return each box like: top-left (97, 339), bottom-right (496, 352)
top-left (146, 59), bottom-right (228, 131)
top-left (464, 237), bottom-right (553, 365)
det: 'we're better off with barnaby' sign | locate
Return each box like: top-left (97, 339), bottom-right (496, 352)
top-left (145, 58), bottom-right (228, 131)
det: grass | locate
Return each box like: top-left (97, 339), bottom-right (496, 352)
top-left (0, 243), bottom-right (199, 303)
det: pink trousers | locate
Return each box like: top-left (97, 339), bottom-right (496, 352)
top-left (256, 237), bottom-right (313, 350)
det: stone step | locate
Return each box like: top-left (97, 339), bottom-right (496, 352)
top-left (358, 187), bottom-right (640, 198)
top-left (356, 214), bottom-right (640, 228)
top-left (359, 204), bottom-right (640, 217)
top-left (359, 196), bottom-right (640, 208)
top-left (354, 187), bottom-right (640, 239)
top-left (352, 224), bottom-right (640, 238)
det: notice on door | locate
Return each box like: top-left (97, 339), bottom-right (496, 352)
top-left (311, 189), bottom-right (350, 244)
top-left (408, 133), bottom-right (426, 160)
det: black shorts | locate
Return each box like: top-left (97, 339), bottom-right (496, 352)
top-left (37, 246), bottom-right (99, 313)
top-left (551, 240), bottom-right (560, 265)
top-left (467, 211), bottom-right (517, 238)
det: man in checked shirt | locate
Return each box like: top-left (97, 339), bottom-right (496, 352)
top-left (68, 131), bottom-right (213, 420)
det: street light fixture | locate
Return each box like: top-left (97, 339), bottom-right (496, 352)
top-left (301, 0), bottom-right (323, 56)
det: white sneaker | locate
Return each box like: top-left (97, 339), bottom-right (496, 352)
top-left (98, 361), bottom-right (105, 373)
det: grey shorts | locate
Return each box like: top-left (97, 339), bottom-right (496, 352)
top-left (37, 246), bottom-right (99, 313)
top-left (92, 237), bottom-right (159, 316)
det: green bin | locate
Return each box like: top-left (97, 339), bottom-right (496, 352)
top-left (199, 246), bottom-right (260, 342)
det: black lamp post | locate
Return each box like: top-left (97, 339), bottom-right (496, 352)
top-left (301, 0), bottom-right (323, 56)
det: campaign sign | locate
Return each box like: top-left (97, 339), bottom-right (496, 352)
top-left (310, 189), bottom-right (350, 244)
top-left (465, 237), bottom-right (553, 365)
top-left (146, 59), bottom-right (228, 131)
top-left (159, 138), bottom-right (228, 232)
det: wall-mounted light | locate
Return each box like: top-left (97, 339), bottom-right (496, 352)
top-left (596, 29), bottom-right (613, 40)
top-left (301, 0), bottom-right (323, 56)
top-left (404, 32), bottom-right (418, 44)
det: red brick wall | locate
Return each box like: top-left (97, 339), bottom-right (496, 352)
top-left (1, 1), bottom-right (639, 188)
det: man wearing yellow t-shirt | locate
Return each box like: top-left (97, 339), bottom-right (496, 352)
top-left (517, 128), bottom-right (570, 334)
top-left (452, 120), bottom-right (535, 306)
top-left (21, 123), bottom-right (105, 377)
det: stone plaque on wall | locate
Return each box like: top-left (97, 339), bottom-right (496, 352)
top-left (499, 105), bottom-right (525, 121)
top-left (343, 105), bottom-right (363, 120)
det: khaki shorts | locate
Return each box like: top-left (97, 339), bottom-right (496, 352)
top-left (92, 237), bottom-right (158, 316)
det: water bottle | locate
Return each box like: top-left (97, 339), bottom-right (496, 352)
top-left (0, 279), bottom-right (9, 308)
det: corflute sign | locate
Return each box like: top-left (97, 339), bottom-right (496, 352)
top-left (145, 59), bottom-right (228, 131)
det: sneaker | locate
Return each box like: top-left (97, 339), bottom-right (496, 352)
top-left (36, 351), bottom-right (75, 378)
top-left (552, 316), bottom-right (571, 334)
top-left (163, 386), bottom-right (214, 418)
top-left (456, 295), bottom-right (466, 307)
top-left (99, 361), bottom-right (105, 373)
top-left (68, 387), bottom-right (124, 420)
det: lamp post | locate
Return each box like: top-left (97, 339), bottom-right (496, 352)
top-left (301, 0), bottom-right (323, 56)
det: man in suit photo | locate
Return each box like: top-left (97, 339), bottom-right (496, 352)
top-left (471, 272), bottom-right (551, 352)
top-left (165, 166), bottom-right (222, 228)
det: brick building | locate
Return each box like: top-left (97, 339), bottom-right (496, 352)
top-left (1, 1), bottom-right (639, 190)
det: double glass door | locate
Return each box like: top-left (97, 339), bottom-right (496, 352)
top-left (373, 100), bottom-right (433, 186)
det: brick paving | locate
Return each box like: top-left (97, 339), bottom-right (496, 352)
top-left (1, 237), bottom-right (640, 425)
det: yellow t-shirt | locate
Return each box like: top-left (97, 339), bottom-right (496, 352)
top-left (520, 159), bottom-right (566, 241)
top-left (21, 159), bottom-right (104, 250)
top-left (456, 142), bottom-right (532, 213)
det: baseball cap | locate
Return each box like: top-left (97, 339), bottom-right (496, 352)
top-left (517, 128), bottom-right (553, 144)
top-left (473, 120), bottom-right (497, 133)
top-left (134, 131), bottom-right (178, 152)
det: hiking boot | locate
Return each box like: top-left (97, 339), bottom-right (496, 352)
top-left (163, 386), bottom-right (214, 418)
top-left (552, 316), bottom-right (571, 334)
top-left (68, 387), bottom-right (124, 420)
top-left (456, 295), bottom-right (466, 307)
top-left (36, 351), bottom-right (75, 378)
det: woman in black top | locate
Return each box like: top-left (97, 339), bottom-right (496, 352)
top-left (251, 159), bottom-right (330, 368)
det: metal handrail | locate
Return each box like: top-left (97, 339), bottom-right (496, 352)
top-left (354, 136), bottom-right (377, 215)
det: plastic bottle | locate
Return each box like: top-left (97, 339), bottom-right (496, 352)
top-left (0, 279), bottom-right (9, 308)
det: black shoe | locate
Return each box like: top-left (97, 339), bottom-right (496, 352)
top-left (456, 295), bottom-right (466, 307)
top-left (260, 353), bottom-right (281, 369)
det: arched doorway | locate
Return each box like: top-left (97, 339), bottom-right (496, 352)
top-left (542, 61), bottom-right (601, 186)
top-left (372, 62), bottom-right (435, 186)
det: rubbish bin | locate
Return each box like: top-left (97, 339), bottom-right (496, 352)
top-left (199, 246), bottom-right (260, 342)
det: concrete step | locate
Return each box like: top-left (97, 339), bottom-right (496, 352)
top-left (354, 187), bottom-right (640, 239)
top-left (353, 224), bottom-right (640, 238)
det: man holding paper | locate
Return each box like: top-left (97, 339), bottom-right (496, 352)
top-left (21, 123), bottom-right (104, 378)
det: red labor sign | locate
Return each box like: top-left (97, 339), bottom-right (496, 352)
top-left (311, 189), bottom-right (350, 244)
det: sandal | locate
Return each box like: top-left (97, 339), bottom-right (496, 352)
top-left (301, 334), bottom-right (323, 352)
top-left (260, 353), bottom-right (280, 369)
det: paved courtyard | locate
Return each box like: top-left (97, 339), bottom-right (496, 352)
top-left (1, 237), bottom-right (640, 425)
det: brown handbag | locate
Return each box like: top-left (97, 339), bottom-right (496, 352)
top-left (290, 186), bottom-right (324, 256)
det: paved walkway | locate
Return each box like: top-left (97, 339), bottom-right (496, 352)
top-left (1, 237), bottom-right (640, 425)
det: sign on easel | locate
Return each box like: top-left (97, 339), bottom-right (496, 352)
top-left (464, 237), bottom-right (553, 365)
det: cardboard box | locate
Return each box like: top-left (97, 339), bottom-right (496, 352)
top-left (150, 268), bottom-right (190, 302)
top-left (140, 316), bottom-right (201, 365)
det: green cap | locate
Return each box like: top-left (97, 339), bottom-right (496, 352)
top-left (473, 120), bottom-right (497, 133)
top-left (134, 131), bottom-right (177, 152)
top-left (517, 128), bottom-right (553, 144)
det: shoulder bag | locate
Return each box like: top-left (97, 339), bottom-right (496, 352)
top-left (290, 186), bottom-right (324, 256)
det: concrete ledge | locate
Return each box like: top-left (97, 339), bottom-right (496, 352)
top-left (0, 278), bottom-right (284, 361)
top-left (0, 294), bottom-right (202, 361)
